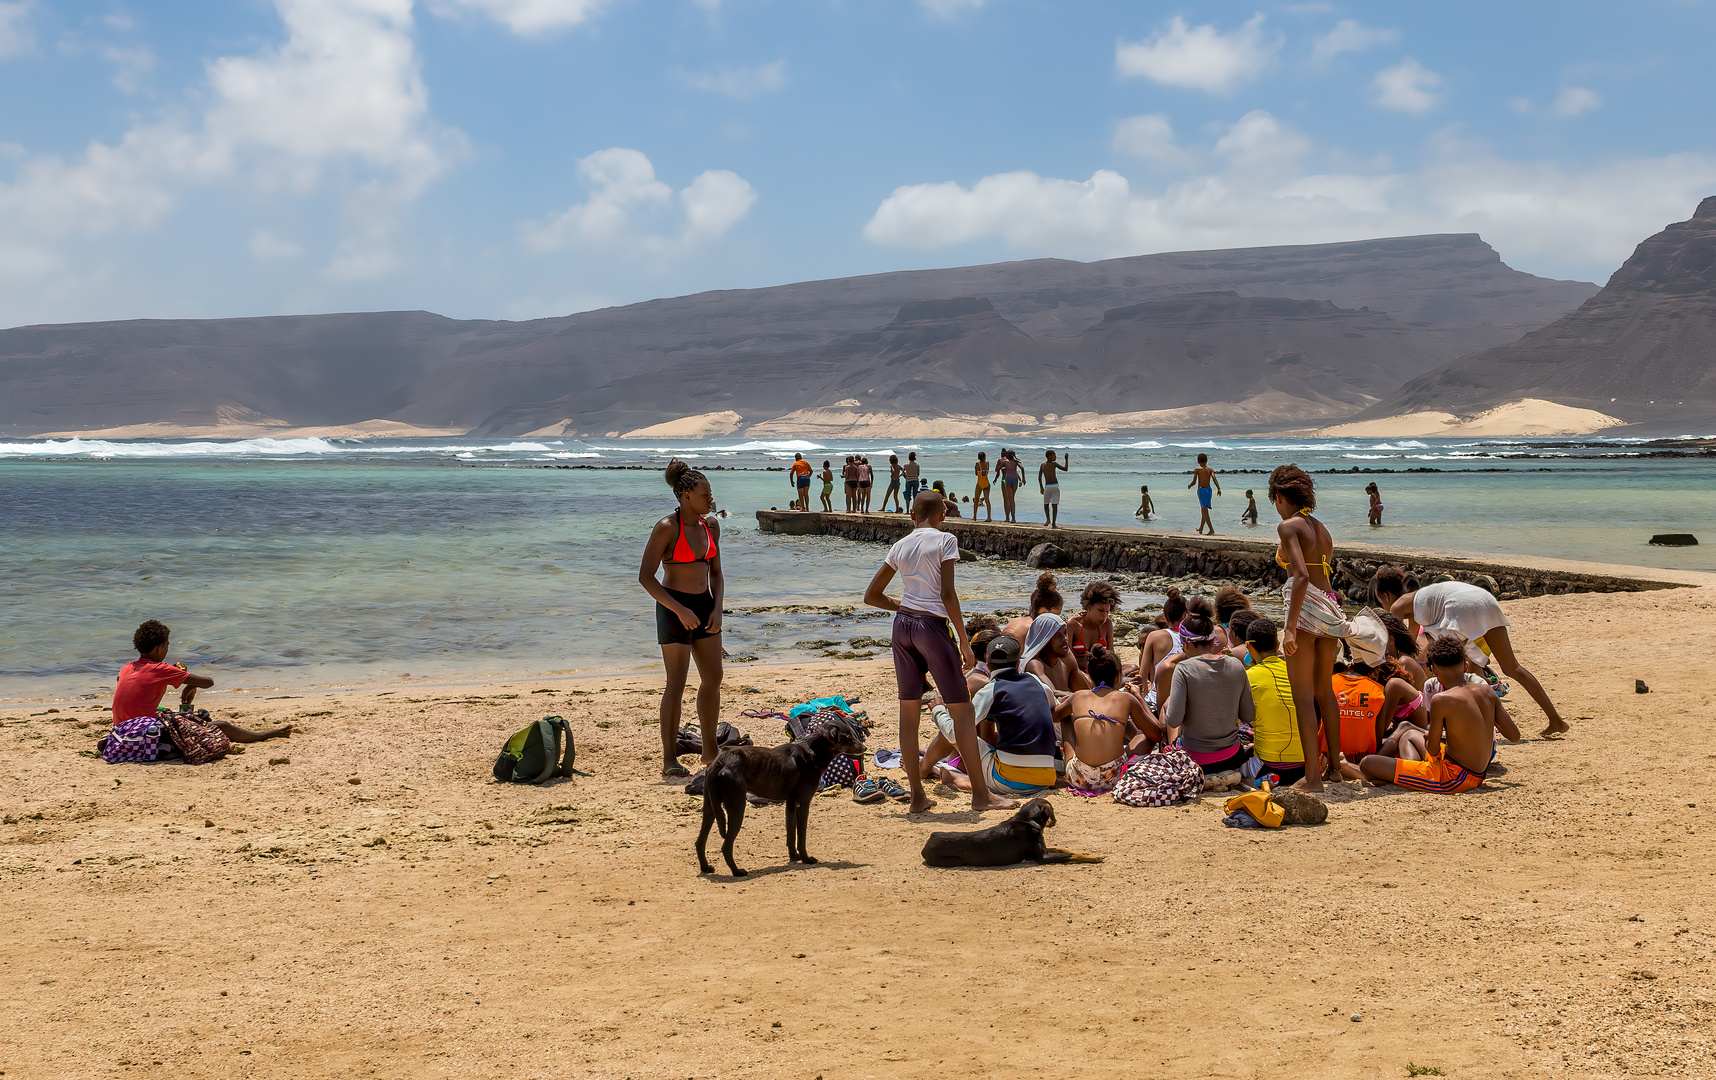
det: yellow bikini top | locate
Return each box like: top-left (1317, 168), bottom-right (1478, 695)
top-left (1275, 508), bottom-right (1333, 574)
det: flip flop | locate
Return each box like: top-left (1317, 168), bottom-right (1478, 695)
top-left (662, 763), bottom-right (692, 780)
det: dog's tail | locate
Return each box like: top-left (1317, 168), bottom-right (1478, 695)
top-left (705, 770), bottom-right (731, 839)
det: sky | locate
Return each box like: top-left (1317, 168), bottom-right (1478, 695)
top-left (1, 0), bottom-right (1714, 328)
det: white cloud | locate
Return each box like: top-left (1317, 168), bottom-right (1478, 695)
top-left (678, 60), bottom-right (787, 99)
top-left (921, 0), bottom-right (986, 19)
top-left (1113, 114), bottom-right (1194, 171)
top-left (1509, 97), bottom-right (1534, 116)
top-left (0, 0), bottom-right (462, 298)
top-left (1373, 57), bottom-right (1441, 113)
top-left (1553, 86), bottom-right (1601, 117)
top-left (1312, 19), bottom-right (1398, 62)
top-left (1214, 109), bottom-right (1311, 172)
top-left (523, 147), bottom-right (755, 257)
top-left (428, 0), bottom-right (605, 35)
top-left (0, 2), bottom-right (31, 58)
top-left (864, 112), bottom-right (1716, 279)
top-left (1115, 14), bottom-right (1276, 95)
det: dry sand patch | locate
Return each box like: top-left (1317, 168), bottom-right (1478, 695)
top-left (3, 586), bottom-right (1715, 1078)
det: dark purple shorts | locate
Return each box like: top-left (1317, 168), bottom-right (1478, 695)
top-left (891, 608), bottom-right (971, 705)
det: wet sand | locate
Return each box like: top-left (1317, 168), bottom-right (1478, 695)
top-left (4, 583), bottom-right (1716, 1078)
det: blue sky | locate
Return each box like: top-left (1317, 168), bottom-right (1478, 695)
top-left (0, 0), bottom-right (1713, 327)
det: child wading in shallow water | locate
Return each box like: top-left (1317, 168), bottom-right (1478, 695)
top-left (865, 490), bottom-right (1016, 814)
top-left (1135, 485), bottom-right (1154, 519)
top-left (1367, 482), bottom-right (1383, 526)
top-left (1241, 489), bottom-right (1259, 526)
top-left (113, 620), bottom-right (291, 740)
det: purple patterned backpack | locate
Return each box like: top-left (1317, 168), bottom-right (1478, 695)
top-left (99, 717), bottom-right (164, 764)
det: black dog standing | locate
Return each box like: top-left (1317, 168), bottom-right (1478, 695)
top-left (697, 721), bottom-right (865, 876)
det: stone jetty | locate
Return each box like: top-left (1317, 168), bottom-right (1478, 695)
top-left (755, 511), bottom-right (1692, 601)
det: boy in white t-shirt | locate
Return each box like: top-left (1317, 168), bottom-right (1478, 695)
top-left (864, 490), bottom-right (1018, 814)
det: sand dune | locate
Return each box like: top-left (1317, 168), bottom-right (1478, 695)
top-left (1315, 397), bottom-right (1623, 438)
top-left (622, 411), bottom-right (746, 438)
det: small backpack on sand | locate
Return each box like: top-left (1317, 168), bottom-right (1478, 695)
top-left (493, 716), bottom-right (579, 784)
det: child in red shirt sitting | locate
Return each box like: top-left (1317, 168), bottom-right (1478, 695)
top-left (114, 621), bottom-right (291, 743)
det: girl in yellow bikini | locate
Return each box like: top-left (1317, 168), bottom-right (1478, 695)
top-left (972, 451), bottom-right (993, 521)
top-left (1270, 464), bottom-right (1345, 793)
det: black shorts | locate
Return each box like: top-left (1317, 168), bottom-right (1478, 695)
top-left (657, 587), bottom-right (718, 646)
top-left (1257, 760), bottom-right (1305, 786)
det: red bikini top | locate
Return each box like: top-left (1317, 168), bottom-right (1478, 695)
top-left (667, 515), bottom-right (716, 564)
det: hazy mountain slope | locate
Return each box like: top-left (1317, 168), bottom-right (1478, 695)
top-left (0, 233), bottom-right (1597, 436)
top-left (1360, 197), bottom-right (1716, 426)
top-left (479, 293), bottom-right (1451, 436)
top-left (0, 311), bottom-right (555, 433)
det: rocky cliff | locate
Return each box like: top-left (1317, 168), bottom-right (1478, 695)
top-left (1361, 197), bottom-right (1716, 426)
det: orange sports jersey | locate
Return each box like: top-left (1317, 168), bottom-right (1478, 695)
top-left (1327, 673), bottom-right (1386, 758)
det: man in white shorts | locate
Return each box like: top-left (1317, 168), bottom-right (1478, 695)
top-left (1038, 450), bottom-right (1069, 527)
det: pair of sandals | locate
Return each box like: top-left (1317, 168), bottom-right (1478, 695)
top-left (852, 776), bottom-right (909, 804)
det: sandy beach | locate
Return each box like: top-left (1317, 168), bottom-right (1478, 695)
top-left (3, 578), bottom-right (1715, 1079)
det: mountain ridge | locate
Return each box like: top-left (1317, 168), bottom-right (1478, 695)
top-left (0, 233), bottom-right (1598, 437)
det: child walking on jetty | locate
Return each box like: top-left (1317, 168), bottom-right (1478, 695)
top-left (864, 490), bottom-right (1017, 814)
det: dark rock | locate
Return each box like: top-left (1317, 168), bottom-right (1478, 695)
top-left (1649, 533), bottom-right (1698, 546)
top-left (1275, 789), bottom-right (1328, 825)
top-left (1636, 679), bottom-right (1650, 694)
top-left (1026, 543), bottom-right (1069, 569)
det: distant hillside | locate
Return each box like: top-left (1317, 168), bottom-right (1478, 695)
top-left (1358, 197), bottom-right (1716, 430)
top-left (0, 233), bottom-right (1597, 437)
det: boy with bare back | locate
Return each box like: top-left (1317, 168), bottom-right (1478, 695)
top-left (1038, 450), bottom-right (1070, 527)
top-left (1189, 453), bottom-right (1221, 534)
top-left (1360, 634), bottom-right (1499, 793)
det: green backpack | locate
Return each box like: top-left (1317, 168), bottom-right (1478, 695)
top-left (493, 715), bottom-right (580, 784)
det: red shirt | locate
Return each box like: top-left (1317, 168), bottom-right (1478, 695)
top-left (112, 659), bottom-right (188, 724)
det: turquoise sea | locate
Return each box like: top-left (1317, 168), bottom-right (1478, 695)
top-left (3, 434), bottom-right (1713, 702)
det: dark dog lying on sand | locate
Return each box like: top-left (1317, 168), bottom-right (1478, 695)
top-left (697, 720), bottom-right (865, 877)
top-left (921, 798), bottom-right (1103, 867)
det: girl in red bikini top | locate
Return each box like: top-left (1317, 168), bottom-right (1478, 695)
top-left (1068, 579), bottom-right (1120, 669)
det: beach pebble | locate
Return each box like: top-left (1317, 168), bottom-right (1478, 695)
top-left (1636, 679), bottom-right (1650, 694)
top-left (1351, 1013), bottom-right (1362, 1022)
top-left (268, 757), bottom-right (290, 766)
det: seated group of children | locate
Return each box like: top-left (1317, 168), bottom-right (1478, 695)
top-left (920, 575), bottom-right (1517, 800)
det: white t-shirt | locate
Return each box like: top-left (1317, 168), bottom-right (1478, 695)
top-left (886, 526), bottom-right (960, 617)
top-left (1413, 582), bottom-right (1509, 666)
